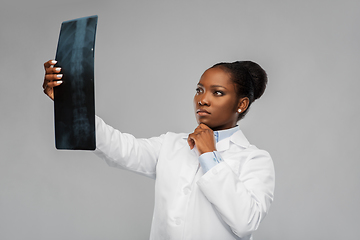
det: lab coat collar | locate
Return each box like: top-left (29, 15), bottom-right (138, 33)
top-left (216, 128), bottom-right (250, 152)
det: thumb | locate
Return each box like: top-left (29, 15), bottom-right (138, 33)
top-left (187, 135), bottom-right (195, 149)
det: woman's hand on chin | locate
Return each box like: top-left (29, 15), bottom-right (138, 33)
top-left (187, 123), bottom-right (216, 155)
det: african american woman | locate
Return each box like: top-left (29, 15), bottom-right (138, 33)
top-left (43, 60), bottom-right (275, 240)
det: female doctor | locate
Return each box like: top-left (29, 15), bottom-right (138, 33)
top-left (43, 60), bottom-right (275, 240)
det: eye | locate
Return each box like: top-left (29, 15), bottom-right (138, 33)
top-left (195, 87), bottom-right (203, 94)
top-left (214, 90), bottom-right (224, 96)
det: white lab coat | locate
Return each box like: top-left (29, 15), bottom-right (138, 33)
top-left (94, 116), bottom-right (275, 240)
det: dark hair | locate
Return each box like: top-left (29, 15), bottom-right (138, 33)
top-left (211, 61), bottom-right (268, 120)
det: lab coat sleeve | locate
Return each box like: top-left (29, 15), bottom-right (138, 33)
top-left (93, 116), bottom-right (164, 179)
top-left (196, 149), bottom-right (275, 238)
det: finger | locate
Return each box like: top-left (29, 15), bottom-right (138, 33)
top-left (194, 123), bottom-right (211, 133)
top-left (194, 125), bottom-right (213, 136)
top-left (198, 123), bottom-right (211, 130)
top-left (45, 67), bottom-right (61, 74)
top-left (193, 125), bottom-right (209, 135)
top-left (43, 74), bottom-right (62, 89)
top-left (193, 124), bottom-right (205, 133)
top-left (44, 73), bottom-right (63, 82)
top-left (43, 79), bottom-right (63, 90)
top-left (45, 80), bottom-right (63, 89)
top-left (44, 60), bottom-right (57, 69)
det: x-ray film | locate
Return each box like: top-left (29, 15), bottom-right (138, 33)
top-left (54, 15), bottom-right (97, 150)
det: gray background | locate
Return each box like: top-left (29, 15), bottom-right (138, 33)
top-left (1, 0), bottom-right (359, 239)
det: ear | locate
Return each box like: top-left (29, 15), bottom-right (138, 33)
top-left (237, 97), bottom-right (249, 113)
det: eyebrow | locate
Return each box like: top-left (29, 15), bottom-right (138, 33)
top-left (197, 83), bottom-right (227, 89)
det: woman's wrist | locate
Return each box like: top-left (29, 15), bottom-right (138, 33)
top-left (198, 151), bottom-right (223, 173)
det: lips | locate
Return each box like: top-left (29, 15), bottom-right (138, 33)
top-left (196, 109), bottom-right (210, 116)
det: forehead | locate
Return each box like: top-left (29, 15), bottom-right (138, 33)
top-left (198, 67), bottom-right (233, 88)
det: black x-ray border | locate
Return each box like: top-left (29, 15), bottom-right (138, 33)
top-left (54, 15), bottom-right (97, 150)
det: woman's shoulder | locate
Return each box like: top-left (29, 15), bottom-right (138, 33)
top-left (161, 131), bottom-right (189, 142)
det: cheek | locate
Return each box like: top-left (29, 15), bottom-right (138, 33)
top-left (215, 99), bottom-right (237, 116)
top-left (193, 95), bottom-right (199, 110)
top-left (224, 106), bottom-right (235, 117)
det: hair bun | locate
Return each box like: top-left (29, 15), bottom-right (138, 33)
top-left (242, 61), bottom-right (268, 100)
top-left (210, 60), bottom-right (268, 120)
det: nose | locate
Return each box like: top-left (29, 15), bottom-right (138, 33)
top-left (198, 92), bottom-right (210, 106)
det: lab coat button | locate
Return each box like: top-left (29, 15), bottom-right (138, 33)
top-left (175, 218), bottom-right (182, 225)
top-left (183, 188), bottom-right (190, 195)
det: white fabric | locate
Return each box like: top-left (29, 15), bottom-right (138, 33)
top-left (94, 116), bottom-right (275, 240)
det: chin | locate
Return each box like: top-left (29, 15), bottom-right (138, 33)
top-left (199, 120), bottom-right (216, 129)
top-left (196, 116), bottom-right (219, 129)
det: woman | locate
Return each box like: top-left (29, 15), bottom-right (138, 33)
top-left (43, 60), bottom-right (275, 240)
